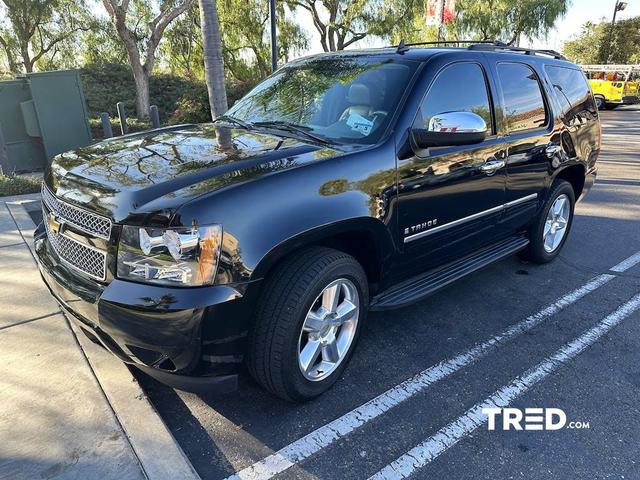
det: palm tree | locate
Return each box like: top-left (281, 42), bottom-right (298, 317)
top-left (198, 0), bottom-right (231, 146)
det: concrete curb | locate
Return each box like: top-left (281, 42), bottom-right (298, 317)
top-left (7, 199), bottom-right (200, 480)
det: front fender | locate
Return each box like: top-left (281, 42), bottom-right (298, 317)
top-left (174, 142), bottom-right (399, 286)
top-left (250, 216), bottom-right (396, 282)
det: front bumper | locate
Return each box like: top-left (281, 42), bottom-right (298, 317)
top-left (34, 223), bottom-right (253, 393)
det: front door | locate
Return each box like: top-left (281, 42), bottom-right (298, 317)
top-left (397, 61), bottom-right (507, 275)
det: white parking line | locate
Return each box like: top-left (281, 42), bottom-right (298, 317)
top-left (611, 251), bottom-right (640, 272)
top-left (369, 293), bottom-right (640, 480)
top-left (226, 251), bottom-right (640, 480)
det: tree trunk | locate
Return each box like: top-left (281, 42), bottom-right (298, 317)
top-left (198, 0), bottom-right (231, 147)
top-left (20, 44), bottom-right (34, 73)
top-left (199, 0), bottom-right (228, 117)
top-left (132, 65), bottom-right (151, 119)
top-left (102, 0), bottom-right (193, 120)
top-left (0, 36), bottom-right (19, 74)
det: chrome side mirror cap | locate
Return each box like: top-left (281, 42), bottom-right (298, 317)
top-left (410, 111), bottom-right (488, 149)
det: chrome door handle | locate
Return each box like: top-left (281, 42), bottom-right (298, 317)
top-left (479, 159), bottom-right (505, 175)
top-left (545, 144), bottom-right (562, 158)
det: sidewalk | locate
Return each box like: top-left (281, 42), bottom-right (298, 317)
top-left (0, 195), bottom-right (198, 480)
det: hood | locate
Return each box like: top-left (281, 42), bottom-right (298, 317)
top-left (46, 124), bottom-right (343, 224)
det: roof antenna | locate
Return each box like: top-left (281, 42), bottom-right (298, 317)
top-left (396, 39), bottom-right (410, 54)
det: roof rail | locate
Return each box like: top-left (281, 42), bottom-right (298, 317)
top-left (468, 41), bottom-right (567, 60)
top-left (388, 40), bottom-right (566, 60)
top-left (389, 39), bottom-right (498, 52)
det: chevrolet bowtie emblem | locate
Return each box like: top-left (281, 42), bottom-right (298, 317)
top-left (47, 212), bottom-right (64, 234)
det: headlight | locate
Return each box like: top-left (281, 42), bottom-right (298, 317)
top-left (117, 224), bottom-right (222, 286)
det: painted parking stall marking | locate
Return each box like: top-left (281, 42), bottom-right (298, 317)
top-left (225, 251), bottom-right (640, 480)
top-left (369, 293), bottom-right (640, 480)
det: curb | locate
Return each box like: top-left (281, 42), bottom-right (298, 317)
top-left (6, 198), bottom-right (200, 480)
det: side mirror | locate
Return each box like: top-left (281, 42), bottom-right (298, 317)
top-left (410, 111), bottom-right (488, 149)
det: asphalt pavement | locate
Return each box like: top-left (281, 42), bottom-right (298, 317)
top-left (136, 105), bottom-right (640, 480)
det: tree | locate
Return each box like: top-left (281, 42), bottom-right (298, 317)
top-left (0, 0), bottom-right (89, 74)
top-left (455, 0), bottom-right (569, 45)
top-left (163, 6), bottom-right (204, 79)
top-left (101, 0), bottom-right (195, 118)
top-left (563, 17), bottom-right (640, 64)
top-left (81, 18), bottom-right (129, 66)
top-left (198, 0), bottom-right (231, 145)
top-left (163, 1), bottom-right (307, 84)
top-left (562, 22), bottom-right (606, 64)
top-left (287, 0), bottom-right (413, 51)
top-left (218, 0), bottom-right (307, 78)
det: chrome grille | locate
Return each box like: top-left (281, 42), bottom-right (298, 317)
top-left (41, 184), bottom-right (112, 239)
top-left (43, 204), bottom-right (107, 281)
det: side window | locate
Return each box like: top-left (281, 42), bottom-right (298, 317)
top-left (497, 63), bottom-right (547, 133)
top-left (417, 63), bottom-right (493, 133)
top-left (544, 65), bottom-right (597, 119)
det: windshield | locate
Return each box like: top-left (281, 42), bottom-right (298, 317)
top-left (226, 56), bottom-right (419, 145)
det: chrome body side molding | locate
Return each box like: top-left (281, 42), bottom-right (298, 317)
top-left (404, 193), bottom-right (538, 243)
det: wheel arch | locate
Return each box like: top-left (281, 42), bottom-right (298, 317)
top-left (251, 218), bottom-right (396, 293)
top-left (553, 163), bottom-right (586, 201)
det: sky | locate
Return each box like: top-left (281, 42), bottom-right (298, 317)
top-left (294, 0), bottom-right (640, 55)
top-left (86, 0), bottom-right (640, 58)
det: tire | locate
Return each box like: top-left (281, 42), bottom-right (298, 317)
top-left (595, 96), bottom-right (606, 110)
top-left (522, 180), bottom-right (575, 264)
top-left (246, 247), bottom-right (368, 402)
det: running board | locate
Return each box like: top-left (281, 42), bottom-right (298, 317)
top-left (370, 236), bottom-right (529, 311)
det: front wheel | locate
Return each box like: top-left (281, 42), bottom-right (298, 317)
top-left (594, 96), bottom-right (606, 110)
top-left (522, 180), bottom-right (575, 264)
top-left (246, 247), bottom-right (368, 402)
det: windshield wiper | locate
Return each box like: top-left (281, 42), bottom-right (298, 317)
top-left (214, 115), bottom-right (252, 130)
top-left (252, 120), bottom-right (331, 145)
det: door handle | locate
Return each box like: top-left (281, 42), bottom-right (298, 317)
top-left (479, 159), bottom-right (505, 175)
top-left (545, 144), bottom-right (562, 158)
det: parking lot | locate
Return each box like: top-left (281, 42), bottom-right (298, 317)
top-left (129, 105), bottom-right (640, 480)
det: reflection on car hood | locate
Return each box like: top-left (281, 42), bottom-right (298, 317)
top-left (46, 124), bottom-right (343, 223)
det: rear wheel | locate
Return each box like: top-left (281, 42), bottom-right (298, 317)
top-left (522, 180), bottom-right (575, 264)
top-left (246, 247), bottom-right (368, 402)
top-left (594, 96), bottom-right (606, 110)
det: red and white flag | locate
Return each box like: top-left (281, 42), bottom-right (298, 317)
top-left (426, 0), bottom-right (456, 26)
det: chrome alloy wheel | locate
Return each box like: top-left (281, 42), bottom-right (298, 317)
top-left (298, 278), bottom-right (360, 382)
top-left (543, 194), bottom-right (570, 253)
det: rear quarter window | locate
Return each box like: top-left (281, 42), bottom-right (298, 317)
top-left (497, 63), bottom-right (548, 133)
top-left (544, 65), bottom-right (597, 119)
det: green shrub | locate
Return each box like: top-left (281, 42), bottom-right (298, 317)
top-left (0, 174), bottom-right (41, 197)
top-left (80, 63), bottom-right (257, 127)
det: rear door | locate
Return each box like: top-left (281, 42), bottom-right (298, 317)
top-left (397, 60), bottom-right (507, 275)
top-left (491, 61), bottom-right (555, 233)
top-left (543, 65), bottom-right (600, 170)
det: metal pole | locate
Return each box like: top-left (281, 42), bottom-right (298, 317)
top-left (116, 102), bottom-right (128, 135)
top-left (100, 112), bottom-right (113, 139)
top-left (437, 0), bottom-right (445, 42)
top-left (607, 1), bottom-right (624, 62)
top-left (150, 105), bottom-right (160, 129)
top-left (270, 0), bottom-right (277, 72)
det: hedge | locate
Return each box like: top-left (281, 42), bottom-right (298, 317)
top-left (0, 174), bottom-right (41, 197)
top-left (80, 63), bottom-right (256, 127)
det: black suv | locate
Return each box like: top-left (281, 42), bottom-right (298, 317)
top-left (35, 43), bottom-right (600, 402)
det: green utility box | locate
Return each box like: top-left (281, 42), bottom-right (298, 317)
top-left (0, 70), bottom-right (92, 173)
